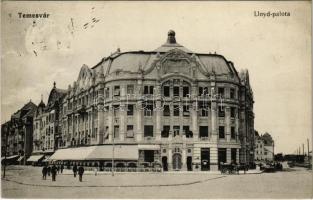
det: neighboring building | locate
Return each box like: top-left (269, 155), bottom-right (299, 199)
top-left (255, 131), bottom-right (274, 161)
top-left (1, 101), bottom-right (37, 164)
top-left (30, 82), bottom-right (67, 163)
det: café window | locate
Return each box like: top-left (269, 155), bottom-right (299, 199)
top-left (173, 126), bottom-right (180, 137)
top-left (127, 85), bottom-right (134, 95)
top-left (127, 105), bottom-right (134, 116)
top-left (173, 105), bottom-right (180, 116)
top-left (183, 105), bottom-right (190, 116)
top-left (144, 125), bottom-right (154, 137)
top-left (163, 105), bottom-right (170, 116)
top-left (231, 127), bottom-right (236, 139)
top-left (183, 86), bottom-right (189, 97)
top-left (114, 86), bottom-right (120, 97)
top-left (199, 126), bottom-right (208, 138)
top-left (219, 126), bottom-right (225, 139)
top-left (161, 126), bottom-right (170, 138)
top-left (126, 125), bottom-right (134, 138)
top-left (173, 86), bottom-right (180, 97)
top-left (163, 86), bottom-right (170, 97)
top-left (218, 106), bottom-right (225, 117)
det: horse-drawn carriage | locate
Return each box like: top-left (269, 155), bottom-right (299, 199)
top-left (220, 163), bottom-right (249, 174)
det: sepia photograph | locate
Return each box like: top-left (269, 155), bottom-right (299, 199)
top-left (1, 1), bottom-right (312, 199)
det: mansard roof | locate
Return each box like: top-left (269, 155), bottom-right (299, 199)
top-left (47, 82), bottom-right (67, 108)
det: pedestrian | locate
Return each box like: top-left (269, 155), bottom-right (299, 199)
top-left (57, 165), bottom-right (60, 174)
top-left (94, 163), bottom-right (98, 176)
top-left (78, 166), bottom-right (84, 182)
top-left (47, 165), bottom-right (51, 176)
top-left (61, 164), bottom-right (64, 174)
top-left (51, 164), bottom-right (57, 181)
top-left (73, 164), bottom-right (77, 178)
top-left (42, 165), bottom-right (47, 180)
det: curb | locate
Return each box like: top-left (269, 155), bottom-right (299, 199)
top-left (2, 175), bottom-right (226, 188)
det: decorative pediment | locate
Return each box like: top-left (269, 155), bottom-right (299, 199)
top-left (144, 49), bottom-right (208, 79)
top-left (76, 64), bottom-right (94, 91)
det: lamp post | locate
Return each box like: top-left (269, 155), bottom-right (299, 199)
top-left (3, 122), bottom-right (8, 178)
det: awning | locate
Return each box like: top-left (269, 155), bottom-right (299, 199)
top-left (138, 144), bottom-right (160, 150)
top-left (27, 155), bottom-right (44, 162)
top-left (88, 145), bottom-right (138, 160)
top-left (49, 145), bottom-right (138, 161)
top-left (5, 155), bottom-right (19, 160)
top-left (42, 155), bottom-right (51, 162)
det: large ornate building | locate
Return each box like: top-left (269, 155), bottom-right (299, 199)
top-left (30, 30), bottom-right (255, 171)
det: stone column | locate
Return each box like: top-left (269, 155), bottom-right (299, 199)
top-left (97, 108), bottom-right (104, 144)
top-left (211, 102), bottom-right (218, 141)
top-left (168, 147), bottom-right (172, 171)
top-left (210, 147), bottom-right (218, 171)
top-left (192, 101), bottom-right (198, 141)
top-left (225, 107), bottom-right (231, 142)
top-left (155, 100), bottom-right (161, 141)
top-left (136, 103), bottom-right (143, 141)
top-left (182, 148), bottom-right (187, 171)
top-left (236, 148), bottom-right (240, 163)
top-left (226, 148), bottom-right (231, 163)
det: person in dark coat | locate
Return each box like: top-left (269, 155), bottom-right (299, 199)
top-left (61, 164), bottom-right (64, 173)
top-left (78, 166), bottom-right (84, 182)
top-left (42, 165), bottom-right (47, 180)
top-left (57, 165), bottom-right (60, 174)
top-left (73, 164), bottom-right (78, 177)
top-left (47, 165), bottom-right (51, 176)
top-left (51, 165), bottom-right (57, 181)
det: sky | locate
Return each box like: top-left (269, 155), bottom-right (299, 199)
top-left (1, 1), bottom-right (311, 154)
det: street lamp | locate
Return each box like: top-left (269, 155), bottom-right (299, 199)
top-left (3, 122), bottom-right (9, 178)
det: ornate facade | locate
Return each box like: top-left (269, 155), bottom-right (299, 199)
top-left (33, 30), bottom-right (255, 171)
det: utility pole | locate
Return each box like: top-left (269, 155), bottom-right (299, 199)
top-left (3, 122), bottom-right (8, 178)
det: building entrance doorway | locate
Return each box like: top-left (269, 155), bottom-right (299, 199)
top-left (162, 156), bottom-right (168, 171)
top-left (172, 153), bottom-right (182, 170)
top-left (187, 156), bottom-right (192, 171)
top-left (201, 148), bottom-right (210, 171)
top-left (218, 148), bottom-right (227, 170)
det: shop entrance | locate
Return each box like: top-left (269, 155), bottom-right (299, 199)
top-left (187, 156), bottom-right (193, 171)
top-left (201, 148), bottom-right (210, 171)
top-left (172, 153), bottom-right (182, 170)
top-left (162, 156), bottom-right (168, 171)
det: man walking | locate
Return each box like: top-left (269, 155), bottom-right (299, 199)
top-left (73, 164), bottom-right (78, 178)
top-left (42, 165), bottom-right (47, 180)
top-left (78, 166), bottom-right (84, 182)
top-left (51, 165), bottom-right (57, 182)
top-left (61, 164), bottom-right (64, 174)
top-left (47, 165), bottom-right (51, 176)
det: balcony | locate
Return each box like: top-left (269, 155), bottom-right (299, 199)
top-left (77, 105), bottom-right (87, 114)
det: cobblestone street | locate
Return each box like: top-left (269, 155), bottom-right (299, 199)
top-left (1, 164), bottom-right (312, 198)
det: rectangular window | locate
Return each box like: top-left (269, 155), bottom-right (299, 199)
top-left (149, 86), bottom-right (154, 95)
top-left (127, 85), bottom-right (134, 95)
top-left (114, 86), bottom-right (120, 96)
top-left (231, 127), bottom-right (236, 139)
top-left (230, 107), bottom-right (236, 118)
top-left (173, 86), bottom-right (180, 97)
top-left (199, 126), bottom-right (209, 138)
top-left (183, 105), bottom-right (190, 116)
top-left (162, 126), bottom-right (170, 138)
top-left (126, 125), bottom-right (134, 138)
top-left (163, 105), bottom-right (170, 116)
top-left (114, 126), bottom-right (119, 139)
top-left (183, 126), bottom-right (193, 138)
top-left (127, 105), bottom-right (134, 116)
top-left (230, 88), bottom-right (235, 99)
top-left (144, 150), bottom-right (154, 162)
top-left (199, 101), bottom-right (209, 117)
top-left (218, 106), bottom-right (225, 117)
top-left (163, 86), bottom-right (170, 97)
top-left (144, 104), bottom-right (153, 116)
top-left (173, 126), bottom-right (180, 137)
top-left (218, 87), bottom-right (224, 97)
top-left (199, 87), bottom-right (208, 96)
top-left (144, 125), bottom-right (153, 137)
top-left (173, 105), bottom-right (180, 116)
top-left (183, 87), bottom-right (189, 97)
top-left (219, 126), bottom-right (225, 139)
top-left (144, 86), bottom-right (154, 95)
